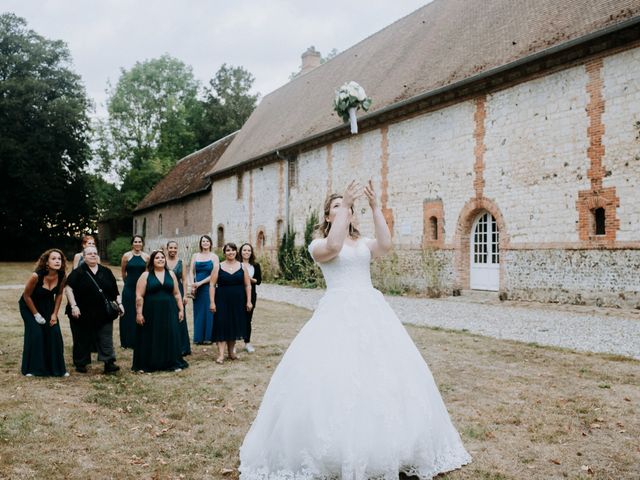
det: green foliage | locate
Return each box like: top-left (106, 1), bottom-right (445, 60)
top-left (277, 223), bottom-right (299, 281)
top-left (106, 236), bottom-right (131, 265)
top-left (93, 55), bottom-right (201, 218)
top-left (255, 254), bottom-right (278, 283)
top-left (93, 60), bottom-right (258, 223)
top-left (276, 213), bottom-right (323, 288)
top-left (193, 64), bottom-right (258, 147)
top-left (0, 14), bottom-right (95, 259)
top-left (370, 251), bottom-right (409, 295)
top-left (420, 247), bottom-right (445, 297)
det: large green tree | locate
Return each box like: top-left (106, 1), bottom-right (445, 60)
top-left (194, 64), bottom-right (258, 147)
top-left (0, 13), bottom-right (94, 259)
top-left (96, 54), bottom-right (201, 211)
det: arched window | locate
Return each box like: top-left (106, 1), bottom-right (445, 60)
top-left (594, 207), bottom-right (606, 235)
top-left (257, 230), bottom-right (266, 252)
top-left (133, 219), bottom-right (138, 235)
top-left (158, 214), bottom-right (163, 236)
top-left (217, 224), bottom-right (225, 249)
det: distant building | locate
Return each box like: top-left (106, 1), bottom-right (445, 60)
top-left (133, 132), bottom-right (236, 258)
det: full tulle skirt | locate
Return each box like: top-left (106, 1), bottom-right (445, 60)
top-left (239, 287), bottom-right (471, 479)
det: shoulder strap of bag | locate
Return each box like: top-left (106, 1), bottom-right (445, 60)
top-left (85, 270), bottom-right (110, 303)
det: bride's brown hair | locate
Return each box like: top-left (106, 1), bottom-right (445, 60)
top-left (314, 194), bottom-right (361, 239)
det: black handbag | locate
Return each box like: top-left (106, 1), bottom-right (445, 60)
top-left (85, 271), bottom-right (120, 321)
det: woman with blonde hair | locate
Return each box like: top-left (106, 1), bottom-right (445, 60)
top-left (240, 180), bottom-right (470, 479)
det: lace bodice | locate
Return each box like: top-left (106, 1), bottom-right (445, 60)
top-left (309, 238), bottom-right (373, 291)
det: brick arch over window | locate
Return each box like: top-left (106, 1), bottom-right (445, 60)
top-left (452, 197), bottom-right (509, 290)
top-left (577, 188), bottom-right (619, 245)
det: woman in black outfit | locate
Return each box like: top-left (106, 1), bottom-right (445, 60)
top-left (239, 243), bottom-right (261, 353)
top-left (209, 243), bottom-right (252, 364)
top-left (19, 249), bottom-right (68, 377)
top-left (65, 245), bottom-right (122, 374)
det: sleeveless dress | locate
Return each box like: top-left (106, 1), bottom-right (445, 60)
top-left (120, 254), bottom-right (146, 348)
top-left (192, 259), bottom-right (214, 344)
top-left (239, 238), bottom-right (471, 479)
top-left (212, 266), bottom-right (246, 342)
top-left (170, 258), bottom-right (191, 355)
top-left (19, 273), bottom-right (67, 376)
top-left (132, 271), bottom-right (188, 372)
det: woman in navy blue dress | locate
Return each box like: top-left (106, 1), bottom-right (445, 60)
top-left (209, 243), bottom-right (252, 364)
top-left (189, 235), bottom-right (216, 344)
top-left (120, 235), bottom-right (149, 348)
top-left (19, 249), bottom-right (68, 377)
top-left (166, 240), bottom-right (190, 356)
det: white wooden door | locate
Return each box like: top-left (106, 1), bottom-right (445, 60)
top-left (470, 212), bottom-right (500, 291)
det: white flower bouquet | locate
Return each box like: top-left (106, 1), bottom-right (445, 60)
top-left (333, 81), bottom-right (372, 134)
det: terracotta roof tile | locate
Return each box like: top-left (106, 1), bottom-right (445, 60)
top-left (209, 0), bottom-right (640, 177)
top-left (134, 132), bottom-right (237, 212)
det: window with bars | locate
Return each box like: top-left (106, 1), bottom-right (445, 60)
top-left (288, 157), bottom-right (298, 189)
top-left (158, 214), bottom-right (163, 236)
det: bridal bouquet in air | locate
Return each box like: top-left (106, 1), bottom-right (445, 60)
top-left (333, 81), bottom-right (372, 134)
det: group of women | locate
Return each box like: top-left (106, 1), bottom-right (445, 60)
top-left (19, 234), bottom-right (262, 377)
top-left (20, 181), bottom-right (472, 479)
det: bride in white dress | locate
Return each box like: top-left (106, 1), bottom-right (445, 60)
top-left (240, 180), bottom-right (471, 479)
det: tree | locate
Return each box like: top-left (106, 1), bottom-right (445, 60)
top-left (96, 54), bottom-right (201, 210)
top-left (0, 14), bottom-right (94, 259)
top-left (194, 64), bottom-right (258, 146)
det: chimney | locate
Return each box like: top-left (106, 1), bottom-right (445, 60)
top-left (300, 46), bottom-right (321, 75)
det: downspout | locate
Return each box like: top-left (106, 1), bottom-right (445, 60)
top-left (276, 150), bottom-right (289, 233)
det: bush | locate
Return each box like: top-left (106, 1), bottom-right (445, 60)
top-left (276, 212), bottom-right (324, 288)
top-left (106, 236), bottom-right (131, 265)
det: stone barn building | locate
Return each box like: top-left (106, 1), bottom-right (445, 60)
top-left (132, 133), bottom-right (236, 256)
top-left (142, 0), bottom-right (640, 308)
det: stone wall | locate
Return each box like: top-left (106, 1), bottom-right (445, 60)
top-left (503, 249), bottom-right (640, 308)
top-left (203, 44), bottom-right (640, 307)
top-left (133, 193), bottom-right (212, 256)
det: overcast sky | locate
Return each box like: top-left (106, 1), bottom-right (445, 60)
top-left (2, 0), bottom-right (430, 118)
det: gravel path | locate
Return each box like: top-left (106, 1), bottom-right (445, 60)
top-left (259, 283), bottom-right (640, 360)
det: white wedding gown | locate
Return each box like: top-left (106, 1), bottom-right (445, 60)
top-left (240, 238), bottom-right (471, 479)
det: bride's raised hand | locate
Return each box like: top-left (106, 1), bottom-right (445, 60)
top-left (342, 180), bottom-right (363, 208)
top-left (364, 179), bottom-right (378, 209)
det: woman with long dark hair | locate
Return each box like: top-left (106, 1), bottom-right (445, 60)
top-left (19, 249), bottom-right (68, 377)
top-left (239, 243), bottom-right (261, 353)
top-left (133, 250), bottom-right (188, 373)
top-left (209, 242), bottom-right (252, 364)
top-left (166, 240), bottom-right (190, 356)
